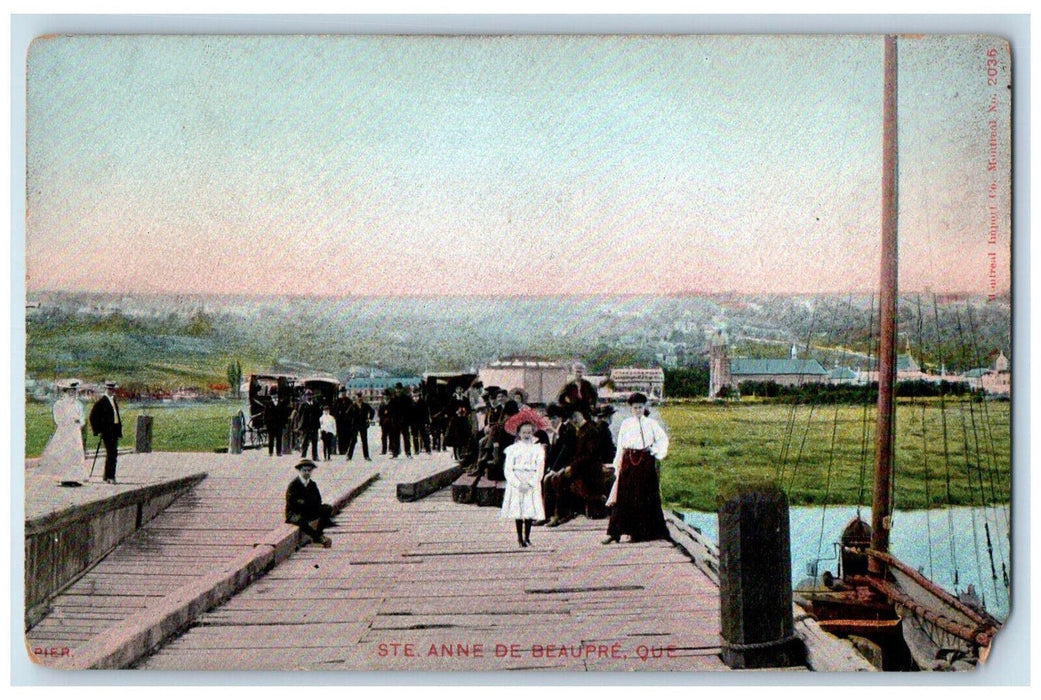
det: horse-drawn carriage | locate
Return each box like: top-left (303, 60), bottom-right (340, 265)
top-left (240, 373), bottom-right (344, 450)
top-left (241, 373), bottom-right (298, 449)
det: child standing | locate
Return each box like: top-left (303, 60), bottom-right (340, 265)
top-left (319, 406), bottom-right (337, 461)
top-left (500, 410), bottom-right (548, 548)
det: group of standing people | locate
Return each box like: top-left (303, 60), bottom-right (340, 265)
top-left (376, 383), bottom-right (432, 459)
top-left (263, 388), bottom-right (376, 462)
top-left (496, 363), bottom-right (672, 549)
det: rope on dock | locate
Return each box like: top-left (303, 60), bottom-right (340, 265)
top-left (719, 632), bottom-right (797, 652)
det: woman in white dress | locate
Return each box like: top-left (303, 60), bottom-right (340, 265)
top-left (37, 382), bottom-right (86, 486)
top-left (500, 413), bottom-right (547, 548)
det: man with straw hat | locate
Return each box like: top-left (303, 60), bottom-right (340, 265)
top-left (88, 380), bottom-right (122, 484)
top-left (285, 459), bottom-right (333, 548)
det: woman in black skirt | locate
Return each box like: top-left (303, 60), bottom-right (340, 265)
top-left (603, 392), bottom-right (671, 544)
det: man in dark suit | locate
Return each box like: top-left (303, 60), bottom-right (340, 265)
top-left (284, 459), bottom-right (332, 547)
top-left (88, 380), bottom-right (122, 484)
top-left (297, 391), bottom-right (320, 460)
top-left (557, 362), bottom-right (598, 415)
top-left (388, 384), bottom-right (413, 459)
top-left (410, 388), bottom-right (432, 455)
top-left (595, 405), bottom-right (618, 464)
top-left (346, 393), bottom-right (375, 461)
top-left (545, 407), bottom-right (608, 526)
top-left (332, 388), bottom-right (353, 455)
top-left (264, 389), bottom-right (288, 456)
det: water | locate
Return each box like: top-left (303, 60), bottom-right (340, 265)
top-left (680, 505), bottom-right (1011, 622)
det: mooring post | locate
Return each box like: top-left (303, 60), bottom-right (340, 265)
top-left (134, 415), bottom-right (153, 453)
top-left (229, 412), bottom-right (243, 454)
top-left (718, 485), bottom-right (803, 669)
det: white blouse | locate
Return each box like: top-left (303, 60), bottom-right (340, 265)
top-left (611, 415), bottom-right (669, 471)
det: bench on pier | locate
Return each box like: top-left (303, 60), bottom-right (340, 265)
top-left (396, 464), bottom-right (465, 502)
top-left (451, 473), bottom-right (481, 503)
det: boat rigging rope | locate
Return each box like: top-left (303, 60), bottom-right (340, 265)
top-left (855, 293), bottom-right (877, 518)
top-left (776, 301), bottom-right (820, 486)
top-left (914, 294), bottom-right (936, 580)
top-left (960, 302), bottom-right (1012, 541)
top-left (953, 304), bottom-right (1008, 606)
top-left (782, 298), bottom-right (841, 497)
top-left (813, 295), bottom-right (857, 568)
top-left (930, 295), bottom-right (961, 589)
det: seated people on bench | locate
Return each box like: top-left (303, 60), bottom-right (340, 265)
top-left (285, 459), bottom-right (333, 548)
top-left (544, 406), bottom-right (608, 526)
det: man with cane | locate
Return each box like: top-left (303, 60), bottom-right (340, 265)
top-left (89, 380), bottom-right (123, 484)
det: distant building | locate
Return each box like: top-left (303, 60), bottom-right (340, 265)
top-left (609, 367), bottom-right (666, 402)
top-left (963, 350), bottom-right (1010, 396)
top-left (829, 367), bottom-right (860, 385)
top-left (708, 330), bottom-right (731, 397)
top-left (728, 358), bottom-right (830, 387)
top-left (861, 353), bottom-right (931, 384)
top-left (477, 357), bottom-right (569, 405)
top-left (708, 331), bottom-right (828, 396)
top-left (343, 376), bottom-right (422, 401)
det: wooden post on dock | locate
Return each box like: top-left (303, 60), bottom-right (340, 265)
top-left (718, 485), bottom-right (803, 669)
top-left (229, 413), bottom-right (243, 455)
top-left (135, 415), bottom-right (153, 453)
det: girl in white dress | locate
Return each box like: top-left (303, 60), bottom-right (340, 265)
top-left (500, 421), bottom-right (545, 548)
top-left (37, 382), bottom-right (86, 486)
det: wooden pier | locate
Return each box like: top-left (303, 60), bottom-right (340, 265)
top-left (25, 449), bottom-right (871, 673)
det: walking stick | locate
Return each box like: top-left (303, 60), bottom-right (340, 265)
top-left (88, 439), bottom-right (102, 479)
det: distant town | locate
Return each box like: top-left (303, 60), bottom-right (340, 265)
top-left (24, 290), bottom-right (1011, 403)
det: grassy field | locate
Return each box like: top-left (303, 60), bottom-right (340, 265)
top-left (658, 400), bottom-right (1011, 511)
top-left (25, 398), bottom-right (1011, 511)
top-left (24, 400), bottom-right (243, 457)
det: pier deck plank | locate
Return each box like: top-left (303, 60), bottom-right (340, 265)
top-left (137, 454), bottom-right (729, 673)
top-left (25, 450), bottom-right (380, 658)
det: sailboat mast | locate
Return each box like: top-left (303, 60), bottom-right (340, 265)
top-left (871, 34), bottom-right (899, 566)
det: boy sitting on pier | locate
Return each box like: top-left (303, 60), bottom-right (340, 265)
top-left (285, 459), bottom-right (333, 548)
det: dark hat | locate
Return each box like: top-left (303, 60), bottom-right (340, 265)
top-left (104, 380), bottom-right (118, 389)
top-left (597, 405), bottom-right (616, 417)
top-left (270, 389), bottom-right (278, 396)
top-left (503, 399), bottom-right (519, 416)
top-left (546, 403), bottom-right (561, 418)
top-left (294, 459), bottom-right (317, 471)
top-left (569, 405), bottom-right (591, 421)
top-left (356, 392), bottom-right (364, 399)
top-left (339, 387), bottom-right (347, 394)
top-left (627, 392), bottom-right (649, 405)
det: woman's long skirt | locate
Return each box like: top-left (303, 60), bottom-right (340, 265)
top-left (444, 415), bottom-right (471, 448)
top-left (37, 421), bottom-right (86, 484)
top-left (606, 448), bottom-right (670, 542)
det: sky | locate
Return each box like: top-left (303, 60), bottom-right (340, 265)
top-left (24, 33), bottom-right (1012, 297)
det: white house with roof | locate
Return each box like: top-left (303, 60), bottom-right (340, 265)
top-left (963, 350), bottom-right (1010, 396)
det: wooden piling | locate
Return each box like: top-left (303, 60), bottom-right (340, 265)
top-left (718, 485), bottom-right (803, 669)
top-left (228, 414), bottom-right (243, 455)
top-left (135, 415), bottom-right (153, 453)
